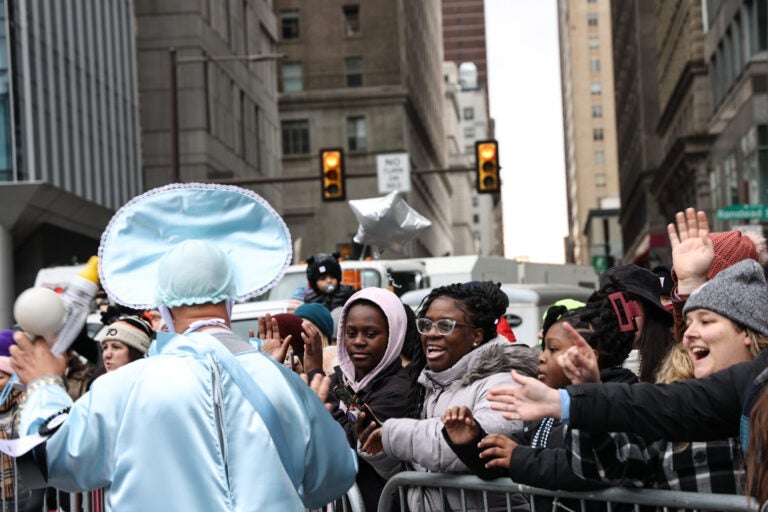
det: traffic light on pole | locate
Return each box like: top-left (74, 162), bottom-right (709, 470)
top-left (475, 140), bottom-right (500, 194)
top-left (320, 148), bottom-right (346, 202)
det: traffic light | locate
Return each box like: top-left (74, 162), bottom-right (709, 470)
top-left (475, 140), bottom-right (500, 194)
top-left (320, 148), bottom-right (346, 201)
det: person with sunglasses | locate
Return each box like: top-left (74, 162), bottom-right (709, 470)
top-left (358, 281), bottom-right (537, 512)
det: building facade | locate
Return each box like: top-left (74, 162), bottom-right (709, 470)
top-left (703, 0), bottom-right (768, 232)
top-left (275, 0), bottom-right (452, 259)
top-left (610, 1), bottom-right (669, 266)
top-left (442, 0), bottom-right (489, 90)
top-left (557, 0), bottom-right (622, 268)
top-left (135, 0), bottom-right (283, 210)
top-left (0, 0), bottom-right (141, 323)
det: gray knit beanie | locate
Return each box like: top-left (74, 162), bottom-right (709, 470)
top-left (683, 259), bottom-right (768, 335)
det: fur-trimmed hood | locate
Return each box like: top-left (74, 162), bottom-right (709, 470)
top-left (420, 338), bottom-right (538, 389)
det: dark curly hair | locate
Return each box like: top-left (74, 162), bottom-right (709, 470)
top-left (590, 276), bottom-right (674, 381)
top-left (416, 281), bottom-right (508, 343)
top-left (576, 298), bottom-right (635, 369)
top-left (404, 282), bottom-right (507, 419)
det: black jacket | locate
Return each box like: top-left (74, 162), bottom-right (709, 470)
top-left (445, 367), bottom-right (638, 512)
top-left (568, 348), bottom-right (768, 442)
top-left (304, 284), bottom-right (356, 311)
top-left (328, 360), bottom-right (412, 512)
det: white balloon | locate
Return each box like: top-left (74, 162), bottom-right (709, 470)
top-left (13, 287), bottom-right (66, 336)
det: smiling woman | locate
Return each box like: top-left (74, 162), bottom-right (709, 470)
top-left (358, 281), bottom-right (538, 512)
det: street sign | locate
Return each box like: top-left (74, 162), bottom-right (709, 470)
top-left (592, 255), bottom-right (608, 273)
top-left (377, 153), bottom-right (411, 194)
top-left (715, 203), bottom-right (768, 221)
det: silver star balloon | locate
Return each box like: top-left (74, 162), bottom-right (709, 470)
top-left (349, 192), bottom-right (432, 254)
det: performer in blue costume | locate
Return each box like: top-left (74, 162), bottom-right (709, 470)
top-left (10, 183), bottom-right (358, 511)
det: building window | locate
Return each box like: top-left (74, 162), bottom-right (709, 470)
top-left (589, 58), bottom-right (600, 72)
top-left (472, 196), bottom-right (479, 207)
top-left (463, 107), bottom-right (475, 120)
top-left (587, 13), bottom-right (598, 27)
top-left (345, 57), bottom-right (363, 87)
top-left (281, 120), bottom-right (309, 155)
top-left (280, 10), bottom-right (299, 40)
top-left (473, 214), bottom-right (480, 224)
top-left (595, 173), bottom-right (606, 188)
top-left (592, 104), bottom-right (603, 118)
top-left (590, 82), bottom-right (602, 95)
top-left (281, 62), bottom-right (302, 92)
top-left (588, 36), bottom-right (599, 50)
top-left (587, 0), bottom-right (597, 3)
top-left (347, 116), bottom-right (367, 150)
top-left (343, 5), bottom-right (360, 36)
top-left (594, 150), bottom-right (604, 164)
top-left (464, 126), bottom-right (475, 139)
top-left (593, 128), bottom-right (604, 141)
top-left (465, 144), bottom-right (475, 154)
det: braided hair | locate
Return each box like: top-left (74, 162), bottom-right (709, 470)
top-left (416, 282), bottom-right (508, 343)
top-left (404, 282), bottom-right (507, 419)
top-left (592, 275), bottom-right (674, 381)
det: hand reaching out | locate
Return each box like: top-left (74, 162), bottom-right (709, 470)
top-left (478, 434), bottom-right (517, 469)
top-left (488, 370), bottom-right (562, 421)
top-left (441, 406), bottom-right (479, 445)
top-left (361, 427), bottom-right (384, 455)
top-left (10, 331), bottom-right (69, 385)
top-left (257, 314), bottom-right (292, 363)
top-left (668, 207), bottom-right (713, 294)
top-left (354, 413), bottom-right (380, 446)
top-left (300, 373), bottom-right (333, 411)
top-left (301, 320), bottom-right (324, 374)
top-left (558, 323), bottom-right (600, 385)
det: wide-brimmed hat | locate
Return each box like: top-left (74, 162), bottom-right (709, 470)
top-left (98, 183), bottom-right (292, 309)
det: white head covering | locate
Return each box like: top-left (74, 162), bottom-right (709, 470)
top-left (336, 287), bottom-right (407, 392)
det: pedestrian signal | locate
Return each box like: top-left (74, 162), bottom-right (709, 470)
top-left (475, 140), bottom-right (500, 194)
top-left (320, 149), bottom-right (346, 202)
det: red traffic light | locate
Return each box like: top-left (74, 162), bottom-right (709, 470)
top-left (476, 140), bottom-right (500, 194)
top-left (320, 149), bottom-right (346, 201)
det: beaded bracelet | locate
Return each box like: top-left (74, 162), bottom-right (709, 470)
top-left (25, 376), bottom-right (66, 395)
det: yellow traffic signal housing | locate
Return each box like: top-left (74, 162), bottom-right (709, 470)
top-left (475, 140), bottom-right (500, 194)
top-left (320, 148), bottom-right (346, 201)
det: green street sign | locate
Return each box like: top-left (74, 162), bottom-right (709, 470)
top-left (592, 255), bottom-right (608, 273)
top-left (715, 204), bottom-right (768, 221)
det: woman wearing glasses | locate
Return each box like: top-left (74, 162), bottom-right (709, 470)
top-left (359, 281), bottom-right (537, 511)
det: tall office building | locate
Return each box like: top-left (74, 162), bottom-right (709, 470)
top-left (0, 0), bottom-right (141, 323)
top-left (135, 1), bottom-right (283, 210)
top-left (442, 0), bottom-right (489, 89)
top-left (609, 1), bottom-right (669, 266)
top-left (557, 0), bottom-right (622, 268)
top-left (275, 0), bottom-right (453, 259)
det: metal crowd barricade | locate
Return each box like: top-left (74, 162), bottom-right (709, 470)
top-left (377, 471), bottom-right (760, 512)
top-left (308, 483), bottom-right (366, 512)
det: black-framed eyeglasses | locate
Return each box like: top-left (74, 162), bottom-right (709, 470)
top-left (416, 318), bottom-right (476, 335)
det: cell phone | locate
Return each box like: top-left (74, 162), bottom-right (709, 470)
top-left (332, 382), bottom-right (382, 428)
top-left (284, 349), bottom-right (294, 371)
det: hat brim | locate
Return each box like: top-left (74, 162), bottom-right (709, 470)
top-left (99, 183), bottom-right (292, 309)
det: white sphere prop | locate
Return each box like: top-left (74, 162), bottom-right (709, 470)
top-left (13, 287), bottom-right (66, 336)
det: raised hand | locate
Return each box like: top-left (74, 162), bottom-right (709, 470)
top-left (354, 413), bottom-right (380, 445)
top-left (478, 434), bottom-right (517, 469)
top-left (558, 323), bottom-right (600, 385)
top-left (10, 331), bottom-right (68, 385)
top-left (488, 370), bottom-right (562, 421)
top-left (301, 320), bottom-right (324, 374)
top-left (258, 314), bottom-right (292, 363)
top-left (300, 373), bottom-right (333, 411)
top-left (441, 406), bottom-right (479, 445)
top-left (668, 208), bottom-right (713, 294)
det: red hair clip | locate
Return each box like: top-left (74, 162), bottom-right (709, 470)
top-left (608, 292), bottom-right (641, 333)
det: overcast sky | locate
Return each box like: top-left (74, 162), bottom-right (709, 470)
top-left (485, 0), bottom-right (568, 263)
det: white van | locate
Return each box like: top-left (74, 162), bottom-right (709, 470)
top-left (399, 283), bottom-right (594, 347)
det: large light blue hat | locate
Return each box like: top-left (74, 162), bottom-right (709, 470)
top-left (99, 183), bottom-right (292, 309)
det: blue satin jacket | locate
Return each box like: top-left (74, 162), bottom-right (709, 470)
top-left (20, 331), bottom-right (357, 511)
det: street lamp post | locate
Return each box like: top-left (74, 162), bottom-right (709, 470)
top-left (168, 48), bottom-right (283, 183)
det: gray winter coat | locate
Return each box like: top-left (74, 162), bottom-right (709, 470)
top-left (362, 338), bottom-right (538, 511)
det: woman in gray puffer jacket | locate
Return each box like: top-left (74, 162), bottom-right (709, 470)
top-left (360, 282), bottom-right (538, 511)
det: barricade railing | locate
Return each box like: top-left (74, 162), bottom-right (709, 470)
top-left (377, 471), bottom-right (761, 512)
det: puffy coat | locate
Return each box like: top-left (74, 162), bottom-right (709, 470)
top-left (364, 338), bottom-right (538, 511)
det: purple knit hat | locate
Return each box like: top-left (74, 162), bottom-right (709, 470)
top-left (0, 330), bottom-right (15, 357)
